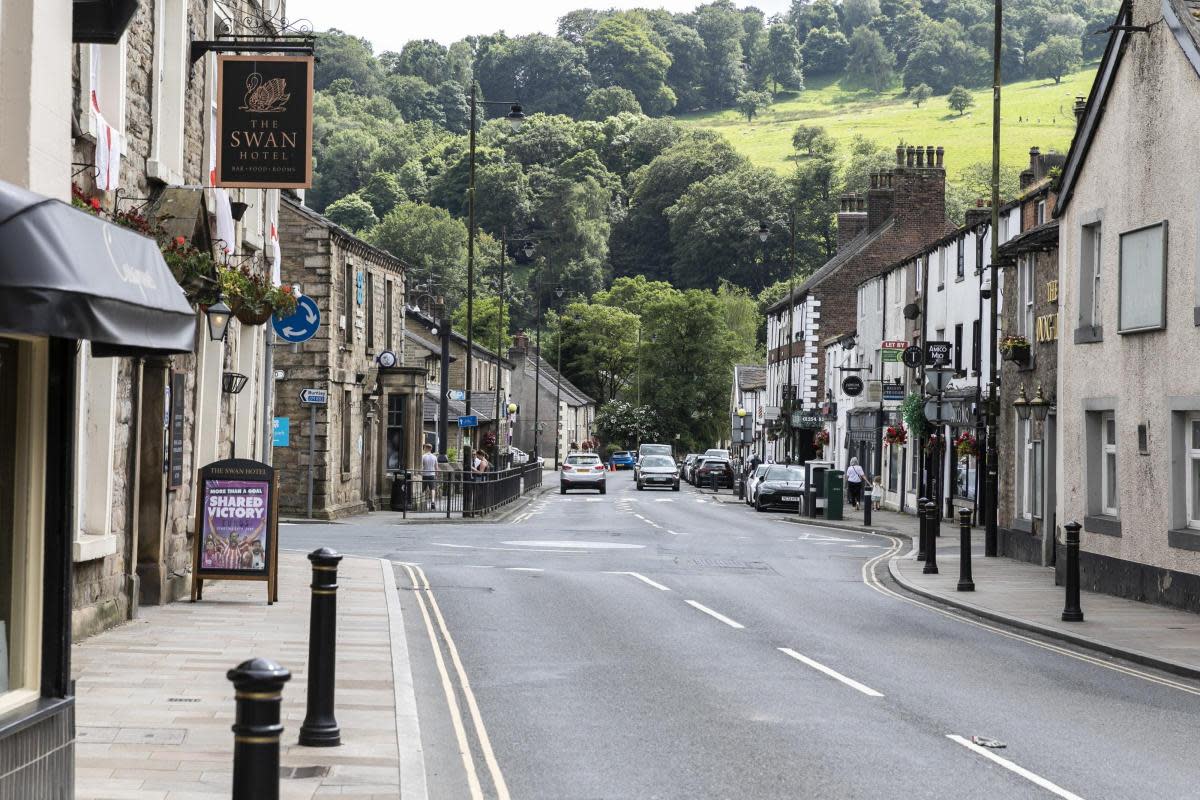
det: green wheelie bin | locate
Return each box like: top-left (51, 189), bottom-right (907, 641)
top-left (823, 469), bottom-right (844, 520)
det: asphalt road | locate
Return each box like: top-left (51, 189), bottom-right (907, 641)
top-left (283, 470), bottom-right (1200, 800)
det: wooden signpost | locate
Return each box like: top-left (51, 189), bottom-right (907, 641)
top-left (191, 458), bottom-right (280, 604)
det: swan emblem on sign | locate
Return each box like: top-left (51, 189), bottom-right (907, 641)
top-left (240, 73), bottom-right (290, 113)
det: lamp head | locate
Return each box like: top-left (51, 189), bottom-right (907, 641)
top-left (1013, 385), bottom-right (1031, 421)
top-left (1030, 384), bottom-right (1050, 422)
top-left (757, 221), bottom-right (769, 243)
top-left (506, 103), bottom-right (526, 132)
top-left (206, 297), bottom-right (232, 342)
top-left (522, 240), bottom-right (536, 258)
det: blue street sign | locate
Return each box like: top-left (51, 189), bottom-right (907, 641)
top-left (458, 415), bottom-right (478, 428)
top-left (272, 294), bottom-right (321, 343)
top-left (447, 389), bottom-right (465, 401)
top-left (272, 417), bottom-right (290, 446)
top-left (300, 388), bottom-right (328, 405)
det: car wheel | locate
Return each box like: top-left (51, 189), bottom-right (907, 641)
top-left (560, 485), bottom-right (567, 494)
top-left (672, 482), bottom-right (679, 492)
top-left (599, 483), bottom-right (606, 495)
top-left (755, 496), bottom-right (765, 512)
top-left (636, 482), bottom-right (643, 491)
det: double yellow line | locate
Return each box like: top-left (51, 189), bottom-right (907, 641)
top-left (400, 563), bottom-right (511, 800)
top-left (860, 536), bottom-right (1200, 696)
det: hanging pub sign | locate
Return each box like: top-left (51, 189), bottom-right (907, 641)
top-left (216, 55), bottom-right (314, 188)
top-left (191, 458), bottom-right (280, 604)
top-left (841, 375), bottom-right (864, 397)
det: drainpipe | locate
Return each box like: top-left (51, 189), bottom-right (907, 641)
top-left (126, 358), bottom-right (144, 620)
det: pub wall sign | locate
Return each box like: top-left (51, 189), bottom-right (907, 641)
top-left (216, 55), bottom-right (314, 188)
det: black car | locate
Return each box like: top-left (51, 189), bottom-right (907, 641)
top-left (754, 465), bottom-right (806, 511)
top-left (637, 455), bottom-right (680, 491)
top-left (694, 458), bottom-right (734, 489)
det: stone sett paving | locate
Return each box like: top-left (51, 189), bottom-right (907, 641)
top-left (72, 553), bottom-right (400, 799)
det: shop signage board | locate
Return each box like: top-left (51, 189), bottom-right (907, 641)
top-left (215, 55), bottom-right (314, 188)
top-left (881, 340), bottom-right (908, 362)
top-left (191, 459), bottom-right (279, 604)
top-left (763, 406), bottom-right (781, 421)
top-left (882, 383), bottom-right (906, 402)
top-left (841, 375), bottom-right (864, 397)
top-left (272, 294), bottom-right (320, 343)
top-left (902, 345), bottom-right (923, 369)
top-left (925, 340), bottom-right (952, 368)
top-left (792, 410), bottom-right (824, 429)
top-left (169, 372), bottom-right (186, 488)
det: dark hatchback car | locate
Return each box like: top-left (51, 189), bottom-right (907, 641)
top-left (694, 458), bottom-right (734, 489)
top-left (754, 465), bottom-right (806, 511)
top-left (636, 455), bottom-right (680, 491)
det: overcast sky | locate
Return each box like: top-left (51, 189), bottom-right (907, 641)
top-left (287, 1), bottom-right (793, 53)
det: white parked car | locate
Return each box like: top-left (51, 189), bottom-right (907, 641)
top-left (744, 464), bottom-right (770, 506)
top-left (509, 447), bottom-right (529, 465)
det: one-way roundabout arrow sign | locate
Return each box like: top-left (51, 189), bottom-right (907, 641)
top-left (272, 294), bottom-right (321, 343)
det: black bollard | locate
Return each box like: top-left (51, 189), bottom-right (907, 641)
top-left (711, 470), bottom-right (718, 494)
top-left (228, 658), bottom-right (291, 800)
top-left (863, 485), bottom-right (872, 527)
top-left (299, 547), bottom-right (344, 746)
top-left (922, 502), bottom-right (939, 574)
top-left (1062, 521), bottom-right (1084, 622)
top-left (916, 496), bottom-right (929, 561)
top-left (957, 507), bottom-right (974, 591)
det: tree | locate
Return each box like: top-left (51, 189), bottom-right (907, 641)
top-left (324, 193), bottom-right (378, 232)
top-left (558, 302), bottom-right (641, 403)
top-left (693, 0), bottom-right (749, 107)
top-left (1027, 35), bottom-right (1083, 84)
top-left (947, 85), bottom-right (974, 115)
top-left (595, 401), bottom-right (662, 450)
top-left (801, 26), bottom-right (850, 75)
top-left (653, 19), bottom-right (708, 112)
top-left (359, 172), bottom-right (406, 218)
top-left (842, 135), bottom-right (895, 193)
top-left (944, 160), bottom-right (1021, 224)
top-left (911, 82), bottom-right (932, 107)
top-left (369, 203), bottom-right (468, 302)
top-left (388, 39), bottom-right (450, 84)
top-left (314, 29), bottom-right (382, 93)
top-left (558, 9), bottom-right (612, 45)
top-left (764, 23), bottom-right (804, 92)
top-left (584, 14), bottom-right (677, 115)
top-left (594, 275), bottom-right (677, 318)
top-left (451, 294), bottom-right (511, 353)
top-left (714, 281), bottom-right (763, 362)
top-left (791, 124), bottom-right (822, 155)
top-left (582, 86), bottom-right (643, 121)
top-left (475, 34), bottom-right (594, 117)
top-left (844, 27), bottom-right (895, 92)
top-left (789, 0), bottom-right (840, 43)
top-left (842, 0), bottom-right (881, 32)
top-left (735, 90), bottom-right (773, 122)
top-left (902, 20), bottom-right (989, 93)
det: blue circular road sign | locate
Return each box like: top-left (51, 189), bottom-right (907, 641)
top-left (272, 295), bottom-right (321, 343)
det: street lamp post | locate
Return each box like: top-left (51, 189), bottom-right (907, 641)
top-left (464, 82), bottom-right (525, 473)
top-left (492, 234), bottom-right (535, 467)
top-left (985, 0), bottom-right (1003, 557)
top-left (553, 286), bottom-right (565, 468)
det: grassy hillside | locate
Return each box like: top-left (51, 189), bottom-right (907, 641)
top-left (678, 68), bottom-right (1099, 180)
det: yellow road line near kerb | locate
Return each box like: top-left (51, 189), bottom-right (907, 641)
top-left (400, 563), bottom-right (484, 800)
top-left (859, 535), bottom-right (1200, 696)
top-left (414, 563), bottom-right (512, 800)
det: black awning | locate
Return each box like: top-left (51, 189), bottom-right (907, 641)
top-left (73, 0), bottom-right (139, 44)
top-left (0, 180), bottom-right (196, 357)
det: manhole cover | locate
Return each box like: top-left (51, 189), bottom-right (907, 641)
top-left (690, 558), bottom-right (773, 571)
top-left (281, 766), bottom-right (332, 780)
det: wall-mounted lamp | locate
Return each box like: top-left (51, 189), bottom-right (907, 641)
top-left (1013, 385), bottom-right (1030, 421)
top-left (222, 371), bottom-right (248, 394)
top-left (1029, 384), bottom-right (1050, 423)
top-left (206, 297), bottom-right (232, 341)
top-left (229, 201), bottom-right (249, 222)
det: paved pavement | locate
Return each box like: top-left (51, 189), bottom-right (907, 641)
top-left (73, 553), bottom-right (410, 799)
top-left (278, 470), bottom-right (1200, 799)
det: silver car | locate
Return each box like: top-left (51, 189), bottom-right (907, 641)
top-left (636, 455), bottom-right (680, 491)
top-left (744, 464), bottom-right (770, 506)
top-left (560, 452), bottom-right (607, 494)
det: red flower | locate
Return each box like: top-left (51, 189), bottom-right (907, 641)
top-left (89, 198), bottom-right (101, 210)
top-left (175, 236), bottom-right (186, 246)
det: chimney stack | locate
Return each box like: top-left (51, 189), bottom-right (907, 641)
top-left (836, 192), bottom-right (869, 252)
top-left (1073, 96), bottom-right (1087, 125)
top-left (512, 330), bottom-right (529, 353)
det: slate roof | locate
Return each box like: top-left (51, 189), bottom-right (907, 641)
top-left (405, 306), bottom-right (514, 367)
top-left (282, 194), bottom-right (410, 272)
top-left (524, 354), bottom-right (594, 406)
top-left (422, 390), bottom-right (498, 424)
top-left (735, 364), bottom-right (767, 391)
top-left (996, 219), bottom-right (1060, 265)
top-left (763, 220), bottom-right (895, 315)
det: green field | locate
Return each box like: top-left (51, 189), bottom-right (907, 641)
top-left (678, 68), bottom-right (1099, 180)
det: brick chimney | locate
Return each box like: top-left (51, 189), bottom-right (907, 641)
top-left (867, 169), bottom-right (895, 232)
top-left (964, 198), bottom-right (991, 231)
top-left (1021, 145), bottom-right (1069, 188)
top-left (889, 144), bottom-right (946, 233)
top-left (511, 330), bottom-right (529, 353)
top-left (836, 193), bottom-right (868, 251)
top-left (1073, 96), bottom-right (1087, 125)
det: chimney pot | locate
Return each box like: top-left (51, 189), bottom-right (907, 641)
top-left (896, 145), bottom-right (905, 165)
top-left (936, 146), bottom-right (944, 167)
top-left (915, 147), bottom-right (924, 168)
top-left (1073, 96), bottom-right (1087, 124)
top-left (906, 146), bottom-right (915, 167)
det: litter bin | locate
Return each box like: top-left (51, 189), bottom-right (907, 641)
top-left (389, 472), bottom-right (407, 511)
top-left (823, 469), bottom-right (844, 521)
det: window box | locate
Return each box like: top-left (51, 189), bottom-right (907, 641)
top-left (1001, 342), bottom-right (1030, 364)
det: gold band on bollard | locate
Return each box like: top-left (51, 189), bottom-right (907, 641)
top-left (235, 691), bottom-right (282, 701)
top-left (311, 588), bottom-right (337, 596)
top-left (312, 565), bottom-right (338, 572)
top-left (234, 734), bottom-right (281, 744)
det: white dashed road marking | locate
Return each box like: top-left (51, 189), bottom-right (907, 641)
top-left (605, 571), bottom-right (671, 591)
top-left (946, 735), bottom-right (1085, 800)
top-left (685, 600), bottom-right (745, 629)
top-left (778, 648), bottom-right (883, 698)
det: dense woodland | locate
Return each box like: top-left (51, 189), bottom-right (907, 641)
top-left (306, 0), bottom-right (1115, 448)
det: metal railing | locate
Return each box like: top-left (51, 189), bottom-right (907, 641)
top-left (390, 461), bottom-right (544, 519)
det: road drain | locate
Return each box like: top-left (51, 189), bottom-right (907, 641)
top-left (689, 558), bottom-right (774, 572)
top-left (281, 766), bottom-right (331, 780)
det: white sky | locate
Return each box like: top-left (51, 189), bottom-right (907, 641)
top-left (287, 1), bottom-right (793, 52)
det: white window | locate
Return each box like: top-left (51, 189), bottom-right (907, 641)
top-left (1187, 416), bottom-right (1200, 530)
top-left (956, 238), bottom-right (965, 279)
top-left (1118, 222), bottom-right (1168, 333)
top-left (80, 41), bottom-right (128, 190)
top-left (149, 0), bottom-right (188, 183)
top-left (1101, 412), bottom-right (1118, 515)
top-left (1017, 254), bottom-right (1035, 339)
top-left (1036, 200), bottom-right (1046, 226)
top-left (937, 248), bottom-right (946, 288)
top-left (1080, 222), bottom-right (1102, 329)
top-left (1016, 417), bottom-right (1031, 520)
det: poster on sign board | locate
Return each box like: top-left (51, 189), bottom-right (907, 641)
top-left (191, 459), bottom-right (279, 604)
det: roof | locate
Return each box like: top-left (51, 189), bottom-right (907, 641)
top-left (996, 219), bottom-right (1060, 265)
top-left (281, 194), bottom-right (410, 273)
top-left (735, 364), bottom-right (766, 391)
top-left (764, 220), bottom-right (895, 315)
top-left (423, 389), bottom-right (497, 424)
top-left (406, 307), bottom-right (515, 367)
top-left (404, 330), bottom-right (447, 359)
top-left (523, 353), bottom-right (594, 406)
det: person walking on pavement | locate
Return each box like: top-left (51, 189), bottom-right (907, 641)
top-left (472, 449), bottom-right (490, 476)
top-left (420, 443), bottom-right (438, 509)
top-left (846, 456), bottom-right (870, 509)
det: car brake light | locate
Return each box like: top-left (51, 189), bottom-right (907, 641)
top-left (562, 464), bottom-right (572, 471)
top-left (594, 464), bottom-right (605, 471)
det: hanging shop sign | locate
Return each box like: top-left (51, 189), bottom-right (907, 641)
top-left (882, 383), bottom-right (906, 402)
top-left (925, 340), bottom-right (952, 368)
top-left (841, 375), bottom-right (864, 397)
top-left (216, 55), bottom-right (314, 188)
top-left (191, 459), bottom-right (280, 604)
top-left (881, 340), bottom-right (908, 362)
top-left (902, 345), bottom-right (923, 369)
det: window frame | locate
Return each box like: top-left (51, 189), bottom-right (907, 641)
top-left (343, 261), bottom-right (354, 343)
top-left (956, 238), bottom-right (965, 280)
top-left (1187, 414), bottom-right (1200, 530)
top-left (365, 270), bottom-right (375, 353)
top-left (1017, 254), bottom-right (1035, 339)
top-left (1101, 411), bottom-right (1118, 516)
top-left (1117, 221), bottom-right (1168, 334)
top-left (341, 389), bottom-right (352, 476)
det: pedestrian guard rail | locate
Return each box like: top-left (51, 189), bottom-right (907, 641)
top-left (389, 461), bottom-right (544, 519)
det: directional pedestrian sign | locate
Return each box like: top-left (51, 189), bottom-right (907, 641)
top-left (272, 294), bottom-right (321, 343)
top-left (458, 415), bottom-right (478, 428)
top-left (300, 388), bottom-right (328, 405)
top-left (447, 389), bottom-right (466, 401)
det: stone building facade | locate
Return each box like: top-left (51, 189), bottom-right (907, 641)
top-left (507, 332), bottom-right (595, 464)
top-left (996, 150), bottom-right (1064, 566)
top-left (1054, 0), bottom-right (1200, 610)
top-left (274, 195), bottom-right (417, 518)
top-left (763, 145), bottom-right (956, 463)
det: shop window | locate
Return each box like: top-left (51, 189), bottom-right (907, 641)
top-left (954, 324), bottom-right (963, 373)
top-left (1015, 417), bottom-right (1032, 519)
top-left (887, 445), bottom-right (899, 493)
top-left (971, 319), bottom-right (981, 372)
top-left (387, 395), bottom-right (406, 471)
top-left (341, 390), bottom-right (352, 477)
top-left (1118, 222), bottom-right (1167, 333)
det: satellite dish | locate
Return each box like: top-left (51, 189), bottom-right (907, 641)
top-left (902, 303), bottom-right (922, 320)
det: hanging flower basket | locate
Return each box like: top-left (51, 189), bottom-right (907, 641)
top-left (1000, 334), bottom-right (1031, 364)
top-left (954, 431), bottom-right (978, 458)
top-left (883, 424), bottom-right (908, 446)
top-left (813, 429), bottom-right (830, 448)
top-left (233, 300), bottom-right (274, 326)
